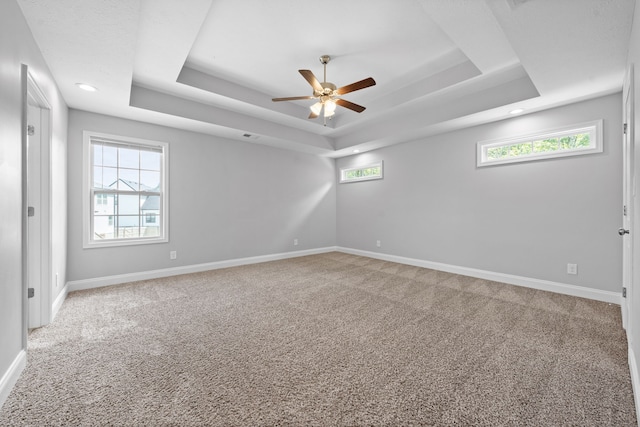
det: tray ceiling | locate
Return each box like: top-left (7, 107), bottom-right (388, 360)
top-left (17, 0), bottom-right (635, 157)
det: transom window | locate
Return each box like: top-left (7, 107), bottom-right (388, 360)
top-left (83, 131), bottom-right (169, 248)
top-left (477, 120), bottom-right (603, 167)
top-left (340, 161), bottom-right (383, 183)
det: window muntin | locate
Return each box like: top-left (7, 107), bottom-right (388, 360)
top-left (83, 131), bottom-right (168, 248)
top-left (477, 120), bottom-right (603, 167)
top-left (340, 161), bottom-right (383, 183)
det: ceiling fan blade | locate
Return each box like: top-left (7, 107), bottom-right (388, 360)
top-left (299, 70), bottom-right (324, 92)
top-left (272, 96), bottom-right (315, 102)
top-left (308, 110), bottom-right (319, 119)
top-left (335, 77), bottom-right (376, 95)
top-left (335, 98), bottom-right (366, 113)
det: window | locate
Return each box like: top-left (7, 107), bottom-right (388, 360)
top-left (96, 194), bottom-right (108, 205)
top-left (340, 161), bottom-right (383, 183)
top-left (477, 120), bottom-right (603, 167)
top-left (83, 131), bottom-right (169, 248)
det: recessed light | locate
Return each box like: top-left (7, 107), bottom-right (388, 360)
top-left (353, 149), bottom-right (360, 153)
top-left (76, 83), bottom-right (97, 92)
top-left (509, 108), bottom-right (524, 115)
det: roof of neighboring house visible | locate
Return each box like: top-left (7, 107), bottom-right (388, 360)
top-left (107, 178), bottom-right (155, 192)
top-left (141, 195), bottom-right (159, 211)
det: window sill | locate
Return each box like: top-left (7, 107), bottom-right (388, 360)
top-left (83, 236), bottom-right (168, 249)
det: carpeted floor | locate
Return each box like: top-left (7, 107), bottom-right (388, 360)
top-left (0, 252), bottom-right (636, 426)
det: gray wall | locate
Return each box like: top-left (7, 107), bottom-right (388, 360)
top-left (337, 93), bottom-right (622, 292)
top-left (67, 110), bottom-right (337, 281)
top-left (0, 0), bottom-right (68, 401)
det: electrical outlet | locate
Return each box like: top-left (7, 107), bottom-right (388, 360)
top-left (376, 240), bottom-right (381, 248)
top-left (294, 239), bottom-right (298, 246)
top-left (170, 251), bottom-right (177, 260)
top-left (567, 263), bottom-right (577, 275)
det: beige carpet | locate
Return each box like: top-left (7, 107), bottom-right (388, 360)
top-left (0, 252), bottom-right (636, 426)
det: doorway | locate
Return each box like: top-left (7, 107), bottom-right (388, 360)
top-left (25, 69), bottom-right (52, 330)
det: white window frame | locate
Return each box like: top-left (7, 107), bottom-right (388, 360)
top-left (340, 161), bottom-right (384, 183)
top-left (477, 120), bottom-right (603, 167)
top-left (83, 131), bottom-right (169, 248)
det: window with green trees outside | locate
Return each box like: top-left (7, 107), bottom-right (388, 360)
top-left (340, 161), bottom-right (383, 183)
top-left (477, 120), bottom-right (602, 167)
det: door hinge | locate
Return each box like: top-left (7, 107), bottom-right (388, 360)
top-left (624, 205), bottom-right (628, 216)
top-left (27, 124), bottom-right (35, 136)
top-left (624, 123), bottom-right (628, 135)
top-left (27, 206), bottom-right (35, 217)
top-left (623, 287), bottom-right (627, 298)
top-left (28, 288), bottom-right (34, 298)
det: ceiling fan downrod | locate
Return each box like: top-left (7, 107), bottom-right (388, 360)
top-left (320, 55), bottom-right (330, 83)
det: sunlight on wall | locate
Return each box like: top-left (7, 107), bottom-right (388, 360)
top-left (280, 181), bottom-right (334, 247)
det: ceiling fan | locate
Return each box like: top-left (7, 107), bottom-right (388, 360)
top-left (272, 55), bottom-right (376, 121)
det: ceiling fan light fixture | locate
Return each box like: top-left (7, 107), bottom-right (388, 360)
top-left (310, 102), bottom-right (323, 115)
top-left (324, 100), bottom-right (336, 117)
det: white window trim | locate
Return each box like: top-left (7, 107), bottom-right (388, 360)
top-left (477, 120), bottom-right (603, 167)
top-left (340, 161), bottom-right (384, 183)
top-left (83, 131), bottom-right (169, 248)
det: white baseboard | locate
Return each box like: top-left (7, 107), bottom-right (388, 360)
top-left (337, 247), bottom-right (621, 304)
top-left (629, 345), bottom-right (640, 427)
top-left (67, 247), bottom-right (339, 292)
top-left (51, 283), bottom-right (69, 322)
top-left (0, 350), bottom-right (26, 411)
top-left (63, 245), bottom-right (619, 303)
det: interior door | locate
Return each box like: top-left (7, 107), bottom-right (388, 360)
top-left (621, 67), bottom-right (634, 331)
top-left (27, 103), bottom-right (42, 329)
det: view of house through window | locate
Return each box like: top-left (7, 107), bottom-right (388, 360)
top-left (84, 132), bottom-right (168, 247)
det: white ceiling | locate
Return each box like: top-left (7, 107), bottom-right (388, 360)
top-left (17, 0), bottom-right (636, 157)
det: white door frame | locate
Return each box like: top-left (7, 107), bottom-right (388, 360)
top-left (623, 65), bottom-right (635, 333)
top-left (24, 66), bottom-right (53, 330)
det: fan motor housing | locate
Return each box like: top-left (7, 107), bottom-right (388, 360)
top-left (316, 82), bottom-right (336, 96)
